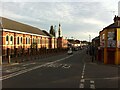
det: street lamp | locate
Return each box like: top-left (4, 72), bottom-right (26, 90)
top-left (89, 34), bottom-right (91, 45)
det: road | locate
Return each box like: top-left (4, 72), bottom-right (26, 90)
top-left (1, 49), bottom-right (119, 89)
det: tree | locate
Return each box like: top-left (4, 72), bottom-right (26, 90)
top-left (49, 25), bottom-right (55, 37)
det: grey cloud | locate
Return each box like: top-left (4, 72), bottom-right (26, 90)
top-left (1, 2), bottom-right (118, 41)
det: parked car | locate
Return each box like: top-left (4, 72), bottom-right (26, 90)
top-left (67, 48), bottom-right (73, 55)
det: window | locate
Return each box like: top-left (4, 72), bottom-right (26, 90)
top-left (33, 38), bottom-right (36, 43)
top-left (17, 37), bottom-right (19, 45)
top-left (32, 38), bottom-right (34, 43)
top-left (20, 37), bottom-right (22, 44)
top-left (6, 35), bottom-right (9, 45)
top-left (38, 38), bottom-right (40, 44)
top-left (42, 38), bottom-right (44, 44)
top-left (26, 37), bottom-right (27, 44)
top-left (26, 37), bottom-right (30, 44)
top-left (10, 36), bottom-right (13, 45)
top-left (28, 38), bottom-right (30, 44)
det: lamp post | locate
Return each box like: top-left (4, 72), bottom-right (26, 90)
top-left (0, 18), bottom-right (3, 65)
top-left (89, 34), bottom-right (91, 45)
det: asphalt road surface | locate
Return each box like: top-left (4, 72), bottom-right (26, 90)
top-left (2, 49), bottom-right (119, 89)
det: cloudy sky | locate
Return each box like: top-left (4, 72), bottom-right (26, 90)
top-left (0, 0), bottom-right (120, 41)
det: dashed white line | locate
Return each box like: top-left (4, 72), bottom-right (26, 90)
top-left (90, 80), bottom-right (94, 84)
top-left (80, 79), bottom-right (85, 83)
top-left (82, 72), bottom-right (84, 76)
top-left (90, 84), bottom-right (95, 89)
top-left (81, 76), bottom-right (84, 79)
top-left (79, 83), bottom-right (84, 88)
top-left (79, 63), bottom-right (86, 88)
top-left (90, 80), bottom-right (95, 89)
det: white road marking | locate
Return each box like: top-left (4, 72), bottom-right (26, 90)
top-left (5, 68), bottom-right (20, 73)
top-left (81, 76), bottom-right (84, 79)
top-left (79, 83), bottom-right (84, 88)
top-left (22, 63), bottom-right (36, 66)
top-left (79, 63), bottom-right (86, 88)
top-left (62, 65), bottom-right (71, 69)
top-left (1, 54), bottom-right (74, 80)
top-left (90, 84), bottom-right (95, 89)
top-left (90, 80), bottom-right (95, 89)
top-left (80, 79), bottom-right (85, 83)
top-left (82, 72), bottom-right (84, 76)
top-left (90, 80), bottom-right (94, 84)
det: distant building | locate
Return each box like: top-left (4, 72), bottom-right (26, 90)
top-left (67, 39), bottom-right (81, 48)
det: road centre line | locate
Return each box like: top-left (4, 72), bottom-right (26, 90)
top-left (90, 80), bottom-right (95, 89)
top-left (1, 54), bottom-right (74, 80)
top-left (79, 63), bottom-right (86, 88)
top-left (90, 84), bottom-right (95, 89)
top-left (79, 83), bottom-right (84, 88)
top-left (80, 79), bottom-right (85, 83)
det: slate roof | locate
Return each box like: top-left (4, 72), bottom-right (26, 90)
top-left (104, 23), bottom-right (120, 29)
top-left (42, 30), bottom-right (55, 37)
top-left (0, 17), bottom-right (47, 36)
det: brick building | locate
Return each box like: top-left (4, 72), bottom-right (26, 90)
top-left (0, 17), bottom-right (68, 64)
top-left (1, 17), bottom-right (49, 62)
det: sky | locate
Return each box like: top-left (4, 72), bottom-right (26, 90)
top-left (0, 0), bottom-right (120, 41)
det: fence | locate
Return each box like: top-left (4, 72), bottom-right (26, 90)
top-left (2, 47), bottom-right (68, 64)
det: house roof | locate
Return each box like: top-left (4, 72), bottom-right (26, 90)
top-left (42, 30), bottom-right (55, 37)
top-left (0, 17), bottom-right (47, 36)
top-left (103, 23), bottom-right (120, 29)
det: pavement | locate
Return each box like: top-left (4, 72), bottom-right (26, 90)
top-left (1, 51), bottom-right (66, 67)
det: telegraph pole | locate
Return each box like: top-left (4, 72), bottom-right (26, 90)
top-left (89, 34), bottom-right (91, 44)
top-left (0, 17), bottom-right (2, 65)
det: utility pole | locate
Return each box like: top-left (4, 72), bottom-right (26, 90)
top-left (89, 34), bottom-right (91, 45)
top-left (89, 35), bottom-right (91, 42)
top-left (0, 17), bottom-right (2, 65)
